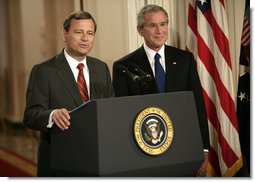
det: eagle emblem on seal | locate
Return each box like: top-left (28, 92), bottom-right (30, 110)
top-left (144, 119), bottom-right (163, 144)
top-left (134, 107), bottom-right (174, 155)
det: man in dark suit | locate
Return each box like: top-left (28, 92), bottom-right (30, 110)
top-left (23, 11), bottom-right (114, 176)
top-left (112, 4), bottom-right (209, 176)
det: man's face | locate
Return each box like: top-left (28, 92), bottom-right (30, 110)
top-left (138, 11), bottom-right (168, 52)
top-left (62, 19), bottom-right (95, 61)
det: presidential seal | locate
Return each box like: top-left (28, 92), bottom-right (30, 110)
top-left (134, 107), bottom-right (174, 155)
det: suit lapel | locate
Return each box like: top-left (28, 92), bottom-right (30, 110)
top-left (135, 47), bottom-right (154, 77)
top-left (165, 46), bottom-right (180, 92)
top-left (86, 57), bottom-right (96, 99)
top-left (134, 47), bottom-right (159, 93)
top-left (55, 52), bottom-right (83, 105)
top-left (133, 46), bottom-right (181, 93)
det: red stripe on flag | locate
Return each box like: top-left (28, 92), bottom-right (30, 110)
top-left (188, 4), bottom-right (197, 35)
top-left (197, 34), bottom-right (239, 131)
top-left (208, 146), bottom-right (221, 176)
top-left (202, 89), bottom-right (239, 167)
top-left (202, 8), bottom-right (232, 69)
top-left (241, 17), bottom-right (250, 46)
top-left (219, 0), bottom-right (225, 8)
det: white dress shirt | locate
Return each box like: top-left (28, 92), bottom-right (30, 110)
top-left (47, 49), bottom-right (90, 128)
top-left (64, 49), bottom-right (90, 96)
top-left (143, 43), bottom-right (166, 76)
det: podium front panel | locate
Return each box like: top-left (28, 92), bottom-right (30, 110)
top-left (51, 91), bottom-right (204, 176)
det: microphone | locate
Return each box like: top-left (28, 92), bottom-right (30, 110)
top-left (116, 64), bottom-right (140, 82)
top-left (129, 64), bottom-right (152, 84)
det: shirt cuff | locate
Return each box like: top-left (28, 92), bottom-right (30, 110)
top-left (47, 110), bottom-right (56, 128)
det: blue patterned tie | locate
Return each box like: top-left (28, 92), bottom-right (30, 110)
top-left (154, 53), bottom-right (165, 93)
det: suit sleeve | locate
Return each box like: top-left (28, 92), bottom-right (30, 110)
top-left (23, 65), bottom-right (53, 132)
top-left (188, 54), bottom-right (210, 150)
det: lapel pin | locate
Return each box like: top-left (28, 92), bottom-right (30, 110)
top-left (173, 61), bottom-right (177, 65)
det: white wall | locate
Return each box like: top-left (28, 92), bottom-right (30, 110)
top-left (82, 0), bottom-right (129, 73)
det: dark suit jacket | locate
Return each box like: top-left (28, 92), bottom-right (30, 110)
top-left (23, 50), bottom-right (115, 176)
top-left (112, 45), bottom-right (210, 150)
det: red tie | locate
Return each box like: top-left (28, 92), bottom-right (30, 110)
top-left (77, 63), bottom-right (89, 103)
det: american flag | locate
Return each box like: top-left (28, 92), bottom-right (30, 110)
top-left (240, 15), bottom-right (250, 47)
top-left (237, 0), bottom-right (250, 175)
top-left (186, 0), bottom-right (243, 176)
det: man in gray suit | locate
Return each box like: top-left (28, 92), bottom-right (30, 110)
top-left (23, 11), bottom-right (115, 176)
top-left (112, 5), bottom-right (209, 176)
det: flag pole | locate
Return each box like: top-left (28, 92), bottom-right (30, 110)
top-left (80, 0), bottom-right (83, 11)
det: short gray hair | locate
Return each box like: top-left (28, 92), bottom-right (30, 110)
top-left (137, 4), bottom-right (168, 28)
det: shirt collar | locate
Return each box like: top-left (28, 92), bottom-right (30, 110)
top-left (64, 49), bottom-right (87, 71)
top-left (143, 44), bottom-right (165, 64)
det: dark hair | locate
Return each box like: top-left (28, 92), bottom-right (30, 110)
top-left (137, 4), bottom-right (168, 28)
top-left (63, 11), bottom-right (97, 32)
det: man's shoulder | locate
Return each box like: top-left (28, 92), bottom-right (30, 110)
top-left (87, 56), bottom-right (107, 66)
top-left (32, 55), bottom-right (57, 69)
top-left (30, 51), bottom-right (65, 73)
top-left (165, 45), bottom-right (186, 53)
top-left (164, 45), bottom-right (195, 63)
top-left (86, 56), bottom-right (111, 72)
top-left (165, 45), bottom-right (193, 56)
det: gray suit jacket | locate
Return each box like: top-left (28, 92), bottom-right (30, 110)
top-left (23, 50), bottom-right (114, 176)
